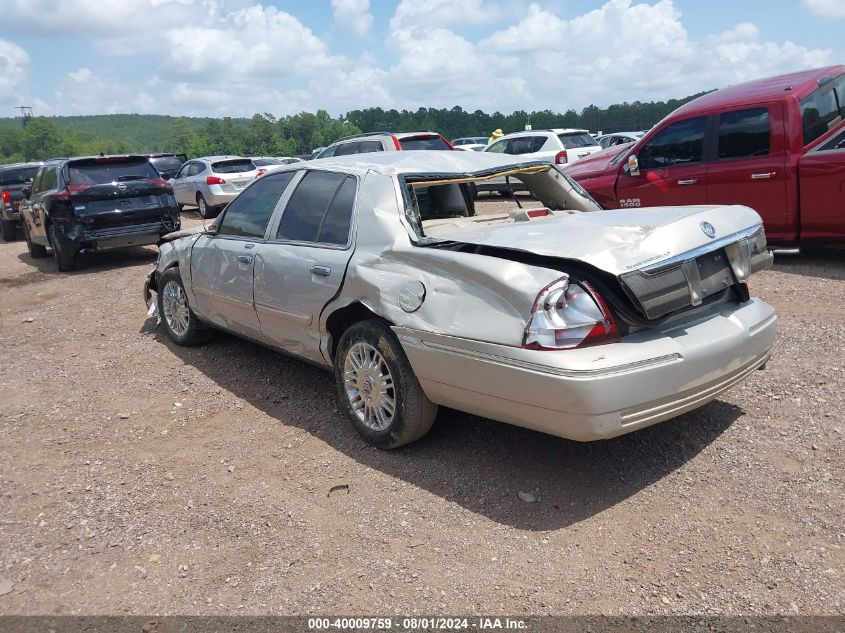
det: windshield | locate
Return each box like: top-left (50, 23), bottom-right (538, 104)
top-left (150, 156), bottom-right (183, 172)
top-left (558, 133), bottom-right (599, 149)
top-left (800, 74), bottom-right (845, 146)
top-left (67, 159), bottom-right (158, 184)
top-left (0, 166), bottom-right (40, 186)
top-left (399, 136), bottom-right (451, 150)
top-left (212, 159), bottom-right (255, 173)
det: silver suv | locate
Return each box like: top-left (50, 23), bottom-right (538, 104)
top-left (484, 128), bottom-right (602, 167)
top-left (171, 156), bottom-right (259, 218)
top-left (314, 131), bottom-right (452, 158)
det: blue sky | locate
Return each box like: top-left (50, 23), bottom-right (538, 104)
top-left (0, 0), bottom-right (842, 118)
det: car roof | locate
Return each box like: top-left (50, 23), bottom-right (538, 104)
top-left (293, 149), bottom-right (550, 176)
top-left (497, 128), bottom-right (589, 139)
top-left (673, 65), bottom-right (845, 117)
top-left (0, 162), bottom-right (43, 170)
top-left (598, 131), bottom-right (641, 138)
top-left (196, 155), bottom-right (248, 162)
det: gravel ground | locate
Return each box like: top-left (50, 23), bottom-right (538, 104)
top-left (0, 200), bottom-right (843, 616)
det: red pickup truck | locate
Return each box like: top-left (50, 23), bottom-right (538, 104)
top-left (565, 65), bottom-right (845, 247)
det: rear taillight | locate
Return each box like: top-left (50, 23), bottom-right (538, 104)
top-left (522, 277), bottom-right (619, 350)
top-left (554, 150), bottom-right (568, 164)
top-left (206, 176), bottom-right (226, 185)
top-left (441, 136), bottom-right (455, 150)
top-left (1, 190), bottom-right (10, 204)
top-left (391, 135), bottom-right (402, 150)
top-left (66, 184), bottom-right (91, 195)
top-left (256, 169), bottom-right (267, 178)
top-left (147, 178), bottom-right (173, 191)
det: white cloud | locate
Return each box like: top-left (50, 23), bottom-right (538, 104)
top-left (802, 0), bottom-right (845, 18)
top-left (1, 0), bottom-right (837, 117)
top-left (332, 0), bottom-right (373, 36)
top-left (390, 0), bottom-right (508, 29)
top-left (0, 38), bottom-right (29, 109)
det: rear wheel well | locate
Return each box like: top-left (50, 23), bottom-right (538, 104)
top-left (325, 302), bottom-right (391, 361)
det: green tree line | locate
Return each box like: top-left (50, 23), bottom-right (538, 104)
top-left (0, 92), bottom-right (707, 164)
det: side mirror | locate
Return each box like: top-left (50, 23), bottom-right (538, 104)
top-left (203, 225), bottom-right (217, 236)
top-left (21, 186), bottom-right (31, 198)
top-left (627, 154), bottom-right (640, 177)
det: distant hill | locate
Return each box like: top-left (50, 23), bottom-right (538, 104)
top-left (0, 114), bottom-right (249, 152)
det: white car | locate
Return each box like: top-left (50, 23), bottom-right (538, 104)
top-left (171, 156), bottom-right (259, 218)
top-left (484, 128), bottom-right (603, 167)
top-left (596, 131), bottom-right (644, 149)
top-left (454, 144), bottom-right (487, 152)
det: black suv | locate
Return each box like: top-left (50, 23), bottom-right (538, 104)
top-left (146, 153), bottom-right (187, 180)
top-left (19, 155), bottom-right (181, 271)
top-left (1, 162), bottom-right (43, 241)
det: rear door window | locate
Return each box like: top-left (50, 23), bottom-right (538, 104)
top-left (638, 117), bottom-right (707, 169)
top-left (211, 159), bottom-right (255, 174)
top-left (507, 136), bottom-right (547, 154)
top-left (217, 171), bottom-right (295, 239)
top-left (359, 140), bottom-right (384, 153)
top-left (399, 135), bottom-right (450, 150)
top-left (800, 74), bottom-right (845, 146)
top-left (485, 140), bottom-right (506, 154)
top-left (558, 133), bottom-right (599, 149)
top-left (276, 171), bottom-right (354, 245)
top-left (333, 142), bottom-right (361, 156)
top-left (717, 108), bottom-right (771, 160)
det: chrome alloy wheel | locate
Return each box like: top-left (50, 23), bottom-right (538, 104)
top-left (344, 342), bottom-right (396, 431)
top-left (162, 280), bottom-right (190, 337)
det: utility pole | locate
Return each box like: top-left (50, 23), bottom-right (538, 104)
top-left (15, 106), bottom-right (33, 128)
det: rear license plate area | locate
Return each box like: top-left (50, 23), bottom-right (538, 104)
top-left (695, 250), bottom-right (734, 298)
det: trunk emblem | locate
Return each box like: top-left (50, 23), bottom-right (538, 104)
top-left (700, 221), bottom-right (716, 239)
top-left (117, 183), bottom-right (127, 191)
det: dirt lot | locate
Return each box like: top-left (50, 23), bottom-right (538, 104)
top-left (0, 200), bottom-right (843, 616)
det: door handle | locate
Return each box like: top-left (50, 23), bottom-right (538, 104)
top-left (237, 255), bottom-right (253, 264)
top-left (310, 265), bottom-right (331, 276)
top-left (677, 179), bottom-right (698, 185)
top-left (751, 172), bottom-right (776, 180)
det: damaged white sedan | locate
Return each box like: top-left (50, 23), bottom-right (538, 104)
top-left (144, 151), bottom-right (776, 448)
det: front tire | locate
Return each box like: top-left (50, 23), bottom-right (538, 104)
top-left (157, 268), bottom-right (212, 346)
top-left (1, 220), bottom-right (16, 241)
top-left (23, 222), bottom-right (47, 258)
top-left (335, 320), bottom-right (437, 449)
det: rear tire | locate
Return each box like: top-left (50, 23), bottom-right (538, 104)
top-left (23, 222), bottom-right (47, 258)
top-left (1, 220), bottom-right (16, 241)
top-left (196, 194), bottom-right (215, 219)
top-left (157, 267), bottom-right (213, 346)
top-left (335, 320), bottom-right (437, 449)
top-left (48, 225), bottom-right (77, 272)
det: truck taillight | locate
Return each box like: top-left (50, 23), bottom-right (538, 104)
top-left (554, 150), bottom-right (568, 164)
top-left (1, 190), bottom-right (10, 204)
top-left (391, 135), bottom-right (402, 150)
top-left (206, 176), bottom-right (226, 185)
top-left (522, 277), bottom-right (619, 350)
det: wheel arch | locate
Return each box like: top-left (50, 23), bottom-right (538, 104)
top-left (324, 301), bottom-right (393, 362)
